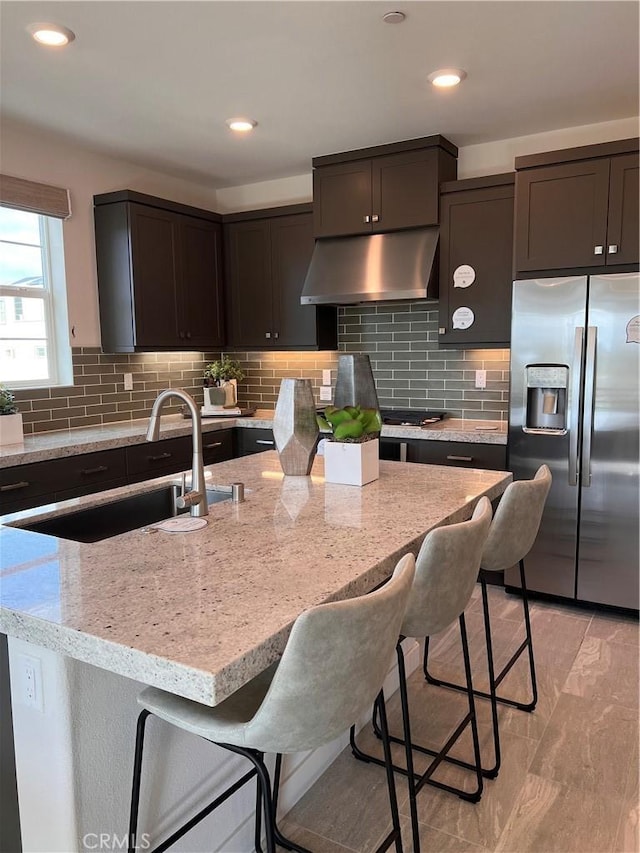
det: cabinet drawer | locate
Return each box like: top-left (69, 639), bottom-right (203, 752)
top-left (235, 428), bottom-right (275, 456)
top-left (380, 438), bottom-right (506, 471)
top-left (202, 430), bottom-right (234, 464)
top-left (415, 441), bottom-right (506, 470)
top-left (126, 436), bottom-right (192, 481)
top-left (0, 449), bottom-right (127, 513)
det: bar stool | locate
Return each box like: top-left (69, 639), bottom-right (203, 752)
top-left (351, 497), bottom-right (493, 853)
top-left (423, 464), bottom-right (552, 778)
top-left (127, 552), bottom-right (416, 853)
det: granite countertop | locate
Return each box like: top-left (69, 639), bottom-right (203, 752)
top-left (1, 410), bottom-right (506, 468)
top-left (0, 452), bottom-right (511, 706)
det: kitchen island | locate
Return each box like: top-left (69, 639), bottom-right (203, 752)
top-left (1, 453), bottom-right (511, 852)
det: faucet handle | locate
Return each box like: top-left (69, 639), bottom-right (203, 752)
top-left (176, 490), bottom-right (203, 510)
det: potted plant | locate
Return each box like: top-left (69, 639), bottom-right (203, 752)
top-left (317, 405), bottom-right (382, 486)
top-left (203, 356), bottom-right (245, 407)
top-left (0, 384), bottom-right (24, 446)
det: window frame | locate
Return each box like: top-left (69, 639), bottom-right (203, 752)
top-left (0, 208), bottom-right (71, 389)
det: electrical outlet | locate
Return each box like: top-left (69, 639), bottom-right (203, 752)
top-left (322, 369), bottom-right (332, 386)
top-left (123, 373), bottom-right (133, 391)
top-left (19, 654), bottom-right (43, 711)
top-left (319, 386), bottom-right (332, 402)
top-left (475, 369), bottom-right (487, 389)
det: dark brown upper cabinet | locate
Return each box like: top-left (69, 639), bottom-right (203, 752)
top-left (94, 190), bottom-right (224, 352)
top-left (438, 174), bottom-right (515, 348)
top-left (312, 136), bottom-right (457, 238)
top-left (223, 205), bottom-right (337, 350)
top-left (514, 139), bottom-right (639, 276)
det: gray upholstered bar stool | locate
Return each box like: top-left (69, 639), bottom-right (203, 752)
top-left (127, 553), bottom-right (415, 853)
top-left (351, 497), bottom-right (493, 853)
top-left (424, 464), bottom-right (552, 778)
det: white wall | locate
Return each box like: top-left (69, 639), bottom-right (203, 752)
top-left (2, 115), bottom-right (637, 349)
top-left (1, 118), bottom-right (219, 348)
top-left (457, 116), bottom-right (640, 179)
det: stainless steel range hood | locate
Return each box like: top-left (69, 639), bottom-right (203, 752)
top-left (300, 227), bottom-right (439, 305)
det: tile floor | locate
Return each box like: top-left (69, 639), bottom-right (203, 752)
top-left (279, 585), bottom-right (639, 853)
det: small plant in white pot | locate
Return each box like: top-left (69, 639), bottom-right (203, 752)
top-left (0, 384), bottom-right (24, 446)
top-left (203, 356), bottom-right (245, 407)
top-left (317, 405), bottom-right (382, 486)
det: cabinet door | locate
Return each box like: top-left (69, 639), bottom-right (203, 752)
top-left (439, 183), bottom-right (514, 346)
top-left (514, 159), bottom-right (610, 272)
top-left (312, 161), bottom-right (372, 237)
top-left (126, 436), bottom-right (192, 483)
top-left (235, 428), bottom-right (275, 456)
top-left (202, 429), bottom-right (234, 464)
top-left (129, 205), bottom-right (181, 346)
top-left (270, 213), bottom-right (318, 347)
top-left (178, 216), bottom-right (225, 346)
top-left (0, 449), bottom-right (127, 513)
top-left (225, 220), bottom-right (273, 347)
top-left (372, 149), bottom-right (440, 231)
top-left (606, 153), bottom-right (639, 266)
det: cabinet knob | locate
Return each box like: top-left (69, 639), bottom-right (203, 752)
top-left (363, 215), bottom-right (371, 224)
top-left (438, 327), bottom-right (446, 335)
top-left (186, 331), bottom-right (191, 339)
top-left (273, 331), bottom-right (279, 340)
top-left (179, 331), bottom-right (185, 339)
top-left (265, 332), bottom-right (271, 339)
top-left (594, 245), bottom-right (604, 255)
top-left (608, 244), bottom-right (618, 254)
top-left (371, 214), bottom-right (380, 223)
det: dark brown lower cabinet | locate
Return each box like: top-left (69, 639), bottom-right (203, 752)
top-left (379, 438), bottom-right (506, 470)
top-left (0, 431), bottom-right (234, 514)
top-left (0, 449), bottom-right (128, 514)
top-left (234, 428), bottom-right (276, 456)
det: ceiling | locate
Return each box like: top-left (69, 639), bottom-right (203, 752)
top-left (1, 1), bottom-right (638, 189)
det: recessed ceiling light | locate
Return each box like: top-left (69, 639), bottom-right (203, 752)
top-left (225, 118), bottom-right (258, 133)
top-left (382, 11), bottom-right (406, 24)
top-left (428, 68), bottom-right (467, 88)
top-left (27, 22), bottom-right (76, 47)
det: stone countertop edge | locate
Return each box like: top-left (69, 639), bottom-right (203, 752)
top-left (1, 410), bottom-right (506, 468)
top-left (0, 453), bottom-right (512, 706)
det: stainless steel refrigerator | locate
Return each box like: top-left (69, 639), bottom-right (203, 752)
top-left (507, 273), bottom-right (639, 610)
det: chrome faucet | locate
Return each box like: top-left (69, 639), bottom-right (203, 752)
top-left (146, 389), bottom-right (208, 518)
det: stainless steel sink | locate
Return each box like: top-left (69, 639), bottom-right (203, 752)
top-left (15, 484), bottom-right (231, 543)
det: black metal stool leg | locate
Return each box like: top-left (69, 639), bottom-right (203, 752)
top-left (375, 691), bottom-right (404, 853)
top-left (254, 751), bottom-right (265, 853)
top-left (480, 576), bottom-right (501, 778)
top-left (519, 559), bottom-right (538, 711)
top-left (459, 612), bottom-right (484, 796)
top-left (396, 644), bottom-right (420, 853)
top-left (128, 709), bottom-right (151, 853)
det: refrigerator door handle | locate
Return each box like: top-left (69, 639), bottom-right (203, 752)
top-left (568, 326), bottom-right (584, 486)
top-left (580, 326), bottom-right (597, 488)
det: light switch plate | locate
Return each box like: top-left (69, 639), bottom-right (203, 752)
top-left (322, 369), bottom-right (332, 386)
top-left (319, 386), bottom-right (332, 401)
top-left (123, 373), bottom-right (133, 391)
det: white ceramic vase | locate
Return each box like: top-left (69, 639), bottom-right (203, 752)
top-left (323, 438), bottom-right (379, 486)
top-left (0, 413), bottom-right (24, 446)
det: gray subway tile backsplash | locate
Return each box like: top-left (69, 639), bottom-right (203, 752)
top-left (15, 301), bottom-right (509, 435)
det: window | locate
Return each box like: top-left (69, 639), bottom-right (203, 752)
top-left (0, 206), bottom-right (71, 387)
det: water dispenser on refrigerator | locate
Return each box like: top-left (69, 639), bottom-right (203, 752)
top-left (524, 364), bottom-right (569, 432)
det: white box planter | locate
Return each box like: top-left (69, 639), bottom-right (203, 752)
top-left (323, 438), bottom-right (379, 486)
top-left (0, 413), bottom-right (24, 446)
